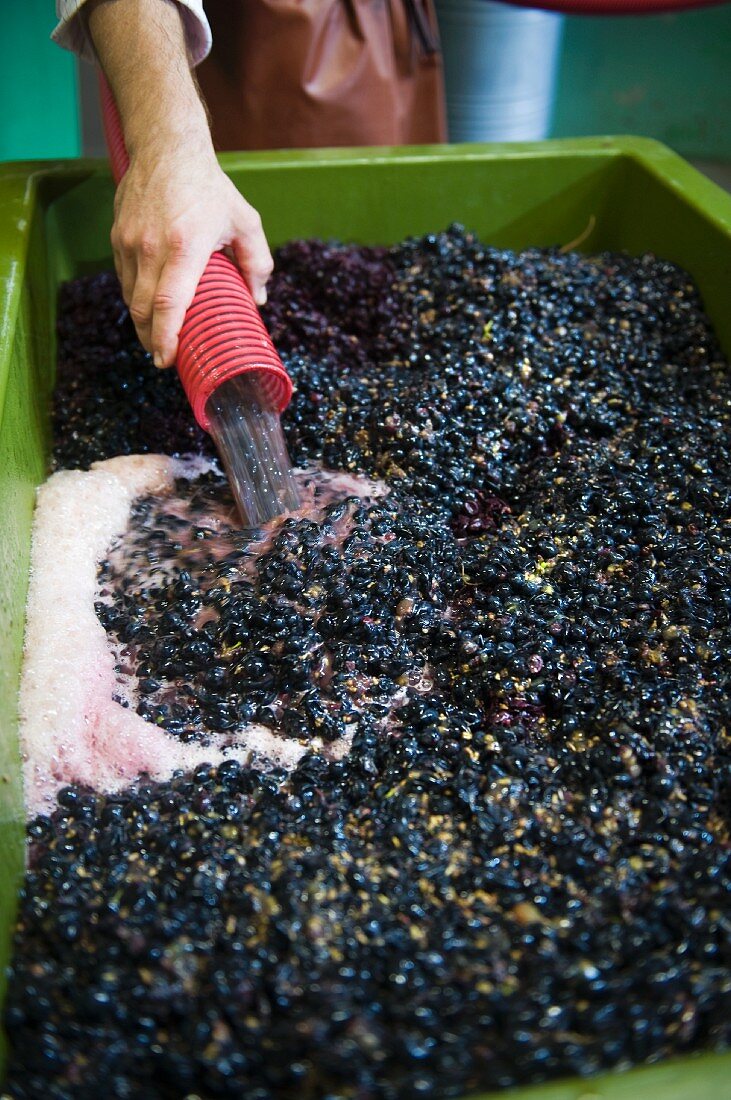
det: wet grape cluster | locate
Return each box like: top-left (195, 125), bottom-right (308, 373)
top-left (53, 272), bottom-right (212, 469)
top-left (6, 226), bottom-right (731, 1099)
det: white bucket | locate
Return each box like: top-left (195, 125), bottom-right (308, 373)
top-left (434, 0), bottom-right (564, 143)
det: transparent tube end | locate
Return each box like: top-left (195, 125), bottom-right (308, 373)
top-left (205, 373), bottom-right (300, 528)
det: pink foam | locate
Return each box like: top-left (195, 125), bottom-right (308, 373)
top-left (19, 456), bottom-right (306, 818)
top-left (19, 456), bottom-right (390, 818)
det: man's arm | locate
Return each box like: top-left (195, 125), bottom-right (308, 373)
top-left (86, 0), bottom-right (273, 368)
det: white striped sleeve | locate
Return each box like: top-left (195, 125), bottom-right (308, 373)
top-left (52, 0), bottom-right (213, 66)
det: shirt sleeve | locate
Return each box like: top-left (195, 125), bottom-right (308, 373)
top-left (51, 1), bottom-right (213, 67)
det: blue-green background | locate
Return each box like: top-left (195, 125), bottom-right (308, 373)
top-left (2, 1), bottom-right (730, 163)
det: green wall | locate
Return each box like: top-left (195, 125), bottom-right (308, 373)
top-left (553, 6), bottom-right (731, 161)
top-left (0, 4), bottom-right (729, 163)
top-left (0, 0), bottom-right (80, 162)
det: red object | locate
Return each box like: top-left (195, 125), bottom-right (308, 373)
top-left (502, 0), bottom-right (725, 13)
top-left (176, 252), bottom-right (291, 430)
top-left (97, 73), bottom-right (293, 432)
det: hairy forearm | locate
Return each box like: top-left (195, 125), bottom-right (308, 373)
top-left (83, 0), bottom-right (272, 366)
top-left (87, 0), bottom-right (212, 158)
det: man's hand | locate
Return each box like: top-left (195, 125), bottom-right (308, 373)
top-left (88, 0), bottom-right (273, 368)
top-left (111, 137), bottom-right (272, 367)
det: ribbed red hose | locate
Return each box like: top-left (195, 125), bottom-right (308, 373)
top-left (98, 73), bottom-right (292, 432)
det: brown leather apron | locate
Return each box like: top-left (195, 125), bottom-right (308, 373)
top-left (195, 0), bottom-right (447, 150)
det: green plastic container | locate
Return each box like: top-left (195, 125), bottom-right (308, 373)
top-left (1, 136), bottom-right (731, 1097)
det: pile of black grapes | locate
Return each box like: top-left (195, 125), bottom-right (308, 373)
top-left (5, 227), bottom-right (731, 1099)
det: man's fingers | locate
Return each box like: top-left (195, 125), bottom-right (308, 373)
top-left (112, 247), bottom-right (136, 322)
top-left (150, 242), bottom-right (211, 368)
top-left (110, 170), bottom-right (274, 368)
top-left (112, 245), bottom-right (124, 286)
top-left (128, 245), bottom-right (165, 356)
top-left (111, 223), bottom-right (139, 331)
top-left (231, 214), bottom-right (274, 307)
top-left (115, 250), bottom-right (137, 317)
